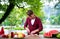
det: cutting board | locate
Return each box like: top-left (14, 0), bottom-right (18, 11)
top-left (24, 35), bottom-right (40, 39)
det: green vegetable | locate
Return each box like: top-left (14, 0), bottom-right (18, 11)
top-left (57, 34), bottom-right (60, 39)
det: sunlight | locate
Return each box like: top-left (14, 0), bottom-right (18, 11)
top-left (0, 11), bottom-right (4, 13)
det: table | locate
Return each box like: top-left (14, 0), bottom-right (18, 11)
top-left (0, 38), bottom-right (57, 39)
top-left (24, 35), bottom-right (58, 39)
top-left (0, 38), bottom-right (58, 39)
top-left (0, 35), bottom-right (58, 39)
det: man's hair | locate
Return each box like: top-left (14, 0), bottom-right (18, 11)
top-left (27, 10), bottom-right (33, 16)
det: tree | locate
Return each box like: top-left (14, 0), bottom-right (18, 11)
top-left (0, 0), bottom-right (45, 25)
top-left (0, 0), bottom-right (15, 24)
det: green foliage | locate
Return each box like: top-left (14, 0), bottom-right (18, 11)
top-left (14, 27), bottom-right (24, 30)
top-left (2, 6), bottom-right (28, 25)
top-left (0, 4), bottom-right (7, 11)
top-left (0, 0), bottom-right (60, 25)
top-left (1, 0), bottom-right (45, 25)
top-left (50, 15), bottom-right (60, 25)
top-left (2, 0), bottom-right (44, 25)
top-left (26, 0), bottom-right (43, 16)
top-left (24, 0), bottom-right (45, 21)
top-left (0, 13), bottom-right (4, 19)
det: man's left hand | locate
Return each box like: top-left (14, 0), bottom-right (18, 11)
top-left (31, 30), bottom-right (36, 34)
top-left (31, 29), bottom-right (39, 34)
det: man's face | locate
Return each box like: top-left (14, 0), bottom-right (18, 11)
top-left (30, 14), bottom-right (35, 19)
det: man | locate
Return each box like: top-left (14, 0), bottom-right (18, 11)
top-left (24, 10), bottom-right (43, 35)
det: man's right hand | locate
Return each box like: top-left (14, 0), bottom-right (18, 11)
top-left (26, 28), bottom-right (30, 33)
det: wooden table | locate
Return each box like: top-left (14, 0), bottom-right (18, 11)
top-left (0, 35), bottom-right (58, 39)
top-left (24, 35), bottom-right (58, 39)
top-left (40, 38), bottom-right (57, 39)
top-left (0, 38), bottom-right (57, 39)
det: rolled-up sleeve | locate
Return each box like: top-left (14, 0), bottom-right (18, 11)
top-left (24, 18), bottom-right (28, 29)
top-left (38, 18), bottom-right (43, 32)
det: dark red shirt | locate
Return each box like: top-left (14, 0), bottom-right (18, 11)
top-left (24, 17), bottom-right (43, 35)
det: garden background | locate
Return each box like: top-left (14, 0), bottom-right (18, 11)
top-left (0, 0), bottom-right (60, 35)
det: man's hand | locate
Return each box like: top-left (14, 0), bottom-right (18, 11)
top-left (31, 30), bottom-right (36, 34)
top-left (31, 29), bottom-right (39, 34)
top-left (26, 28), bottom-right (30, 33)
